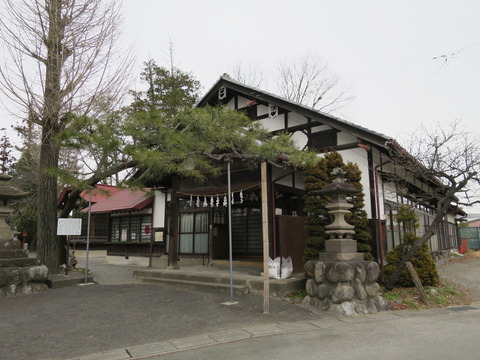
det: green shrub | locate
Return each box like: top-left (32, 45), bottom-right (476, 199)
top-left (381, 233), bottom-right (439, 287)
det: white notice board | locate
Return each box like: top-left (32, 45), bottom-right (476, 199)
top-left (57, 218), bottom-right (82, 236)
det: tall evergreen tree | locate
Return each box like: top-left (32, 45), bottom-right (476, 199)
top-left (303, 156), bottom-right (331, 260)
top-left (303, 151), bottom-right (373, 261)
top-left (343, 161), bottom-right (373, 260)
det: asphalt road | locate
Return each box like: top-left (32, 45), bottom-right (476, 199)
top-left (154, 304), bottom-right (480, 360)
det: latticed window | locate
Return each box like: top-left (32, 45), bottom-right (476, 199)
top-left (179, 212), bottom-right (209, 254)
top-left (109, 215), bottom-right (152, 243)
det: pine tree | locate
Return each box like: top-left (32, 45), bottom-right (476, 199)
top-left (303, 157), bottom-right (331, 260)
top-left (343, 162), bottom-right (373, 260)
top-left (303, 151), bottom-right (373, 261)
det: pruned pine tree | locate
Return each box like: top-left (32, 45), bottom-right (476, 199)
top-left (0, 0), bottom-right (134, 271)
top-left (303, 151), bottom-right (373, 261)
top-left (56, 59), bottom-right (318, 223)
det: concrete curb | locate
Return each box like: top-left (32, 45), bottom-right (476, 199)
top-left (68, 303), bottom-right (480, 360)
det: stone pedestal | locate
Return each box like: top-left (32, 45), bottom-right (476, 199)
top-left (303, 168), bottom-right (388, 316)
top-left (0, 241), bottom-right (49, 298)
top-left (0, 174), bottom-right (48, 297)
top-left (0, 205), bottom-right (14, 242)
top-left (303, 259), bottom-right (389, 316)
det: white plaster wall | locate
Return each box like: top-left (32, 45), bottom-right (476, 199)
top-left (257, 104), bottom-right (268, 116)
top-left (338, 148), bottom-right (373, 218)
top-left (311, 125), bottom-right (331, 133)
top-left (287, 112), bottom-right (307, 127)
top-left (259, 114), bottom-right (285, 132)
top-left (337, 132), bottom-right (357, 145)
top-left (153, 191), bottom-right (166, 228)
top-left (237, 96), bottom-right (248, 108)
top-left (225, 98), bottom-right (235, 109)
top-left (272, 167), bottom-right (294, 187)
top-left (383, 183), bottom-right (397, 203)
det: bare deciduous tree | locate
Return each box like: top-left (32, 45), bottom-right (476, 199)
top-left (231, 61), bottom-right (265, 89)
top-left (230, 54), bottom-right (353, 114)
top-left (276, 54), bottom-right (353, 113)
top-left (0, 0), bottom-right (134, 271)
top-left (384, 120), bottom-right (480, 289)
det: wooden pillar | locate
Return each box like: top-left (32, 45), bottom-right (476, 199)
top-left (261, 162), bottom-right (270, 314)
top-left (167, 178), bottom-right (179, 269)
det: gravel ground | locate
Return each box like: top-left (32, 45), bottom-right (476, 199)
top-left (75, 256), bottom-right (143, 285)
top-left (437, 253), bottom-right (480, 300)
top-left (1, 253), bottom-right (478, 360)
top-left (0, 255), bottom-right (328, 360)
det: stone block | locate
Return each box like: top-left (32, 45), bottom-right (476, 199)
top-left (0, 268), bottom-right (7, 286)
top-left (304, 260), bottom-right (315, 278)
top-left (317, 283), bottom-right (331, 299)
top-left (0, 258), bottom-right (39, 268)
top-left (305, 278), bottom-right (317, 297)
top-left (365, 282), bottom-right (380, 297)
top-left (327, 262), bottom-right (354, 282)
top-left (355, 263), bottom-right (367, 283)
top-left (353, 278), bottom-right (367, 300)
top-left (21, 265), bottom-right (48, 282)
top-left (366, 262), bottom-right (380, 282)
top-left (314, 262), bottom-right (325, 283)
top-left (0, 249), bottom-right (28, 259)
top-left (330, 283), bottom-right (354, 304)
top-left (318, 252), bottom-right (365, 262)
top-left (325, 239), bottom-right (357, 254)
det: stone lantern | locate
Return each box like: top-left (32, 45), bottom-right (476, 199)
top-left (0, 174), bottom-right (49, 297)
top-left (318, 168), bottom-right (363, 262)
top-left (303, 168), bottom-right (389, 316)
top-left (0, 174), bottom-right (28, 244)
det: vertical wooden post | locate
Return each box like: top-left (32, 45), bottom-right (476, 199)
top-left (406, 261), bottom-right (429, 305)
top-left (167, 178), bottom-right (179, 269)
top-left (261, 162), bottom-right (270, 314)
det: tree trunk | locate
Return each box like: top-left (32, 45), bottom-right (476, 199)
top-left (36, 0), bottom-right (64, 273)
top-left (36, 127), bottom-right (61, 272)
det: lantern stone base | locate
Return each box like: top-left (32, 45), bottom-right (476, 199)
top-left (303, 259), bottom-right (389, 316)
top-left (0, 240), bottom-right (49, 298)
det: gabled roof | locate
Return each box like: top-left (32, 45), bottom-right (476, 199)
top-left (79, 184), bottom-right (123, 203)
top-left (83, 188), bottom-right (153, 214)
top-left (57, 184), bottom-right (123, 208)
top-left (197, 74), bottom-right (393, 149)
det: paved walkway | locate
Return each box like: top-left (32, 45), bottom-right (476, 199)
top-left (73, 303), bottom-right (480, 360)
top-left (0, 253), bottom-right (478, 360)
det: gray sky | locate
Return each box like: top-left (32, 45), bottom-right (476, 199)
top-left (3, 0), bottom-right (479, 144)
top-left (2, 0), bottom-right (480, 211)
top-left (121, 0), bottom-right (480, 144)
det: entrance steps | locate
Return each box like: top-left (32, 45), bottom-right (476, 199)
top-left (133, 264), bottom-right (306, 298)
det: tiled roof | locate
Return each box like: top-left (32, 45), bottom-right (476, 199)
top-left (80, 184), bottom-right (123, 203)
top-left (84, 188), bottom-right (153, 213)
